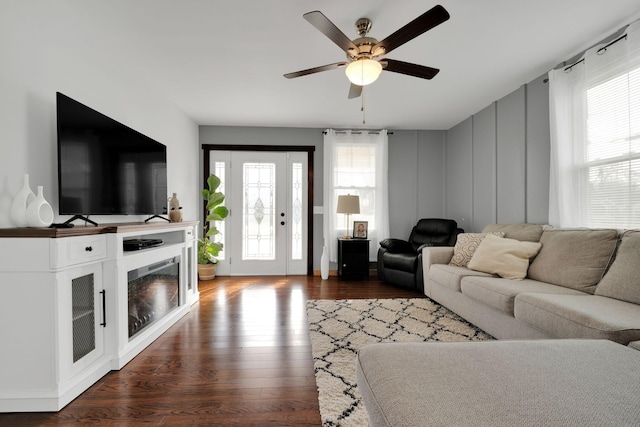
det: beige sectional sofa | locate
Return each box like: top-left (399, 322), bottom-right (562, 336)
top-left (422, 223), bottom-right (640, 348)
top-left (356, 224), bottom-right (640, 426)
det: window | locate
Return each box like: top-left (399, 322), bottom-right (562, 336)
top-left (334, 144), bottom-right (377, 233)
top-left (213, 161), bottom-right (226, 260)
top-left (549, 21), bottom-right (640, 229)
top-left (323, 129), bottom-right (389, 261)
top-left (579, 68), bottom-right (640, 227)
top-left (291, 162), bottom-right (303, 260)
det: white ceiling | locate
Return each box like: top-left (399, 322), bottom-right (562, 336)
top-left (65, 0), bottom-right (640, 130)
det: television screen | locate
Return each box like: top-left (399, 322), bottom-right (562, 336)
top-left (56, 92), bottom-right (167, 216)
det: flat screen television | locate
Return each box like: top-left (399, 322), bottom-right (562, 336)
top-left (56, 92), bottom-right (167, 224)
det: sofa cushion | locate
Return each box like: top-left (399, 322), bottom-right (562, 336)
top-left (527, 229), bottom-right (618, 294)
top-left (595, 230), bottom-right (640, 304)
top-left (481, 223), bottom-right (544, 242)
top-left (449, 232), bottom-right (504, 267)
top-left (429, 264), bottom-right (494, 292)
top-left (514, 293), bottom-right (640, 344)
top-left (356, 340), bottom-right (640, 427)
top-left (467, 235), bottom-right (542, 280)
top-left (460, 277), bottom-right (587, 315)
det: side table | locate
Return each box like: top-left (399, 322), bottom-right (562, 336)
top-left (337, 238), bottom-right (370, 280)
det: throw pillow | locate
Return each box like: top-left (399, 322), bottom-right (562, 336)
top-left (595, 230), bottom-right (640, 305)
top-left (467, 234), bottom-right (542, 280)
top-left (449, 232), bottom-right (505, 267)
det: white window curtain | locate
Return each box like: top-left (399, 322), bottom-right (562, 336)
top-left (323, 129), bottom-right (389, 262)
top-left (549, 20), bottom-right (640, 228)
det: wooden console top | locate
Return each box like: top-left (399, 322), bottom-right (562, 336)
top-left (0, 220), bottom-right (199, 238)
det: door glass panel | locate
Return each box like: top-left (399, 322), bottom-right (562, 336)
top-left (292, 162), bottom-right (303, 260)
top-left (243, 162), bottom-right (276, 260)
top-left (213, 161), bottom-right (226, 260)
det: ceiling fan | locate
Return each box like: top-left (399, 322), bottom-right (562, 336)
top-left (284, 5), bottom-right (450, 99)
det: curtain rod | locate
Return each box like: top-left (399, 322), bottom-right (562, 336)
top-left (563, 32), bottom-right (628, 72)
top-left (322, 130), bottom-right (393, 135)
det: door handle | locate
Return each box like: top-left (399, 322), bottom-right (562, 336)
top-left (100, 289), bottom-right (106, 327)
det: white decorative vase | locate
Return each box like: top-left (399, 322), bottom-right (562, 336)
top-left (10, 174), bottom-right (36, 227)
top-left (320, 245), bottom-right (329, 280)
top-left (26, 186), bottom-right (54, 227)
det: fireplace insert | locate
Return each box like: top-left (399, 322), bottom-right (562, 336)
top-left (127, 256), bottom-right (180, 339)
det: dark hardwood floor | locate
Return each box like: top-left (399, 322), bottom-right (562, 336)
top-left (0, 275), bottom-right (422, 426)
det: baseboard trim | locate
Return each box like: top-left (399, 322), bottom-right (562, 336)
top-left (312, 269), bottom-right (380, 278)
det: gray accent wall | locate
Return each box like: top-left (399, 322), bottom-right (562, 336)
top-left (497, 86), bottom-right (527, 224)
top-left (388, 131), bottom-right (419, 239)
top-left (445, 118), bottom-right (473, 233)
top-left (443, 74), bottom-right (550, 231)
top-left (417, 131), bottom-right (447, 221)
top-left (472, 104), bottom-right (497, 231)
top-left (388, 130), bottom-right (446, 239)
top-left (526, 76), bottom-right (551, 224)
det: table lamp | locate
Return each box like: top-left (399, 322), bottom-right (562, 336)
top-left (336, 194), bottom-right (360, 239)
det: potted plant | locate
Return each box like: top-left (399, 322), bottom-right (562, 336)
top-left (197, 174), bottom-right (228, 280)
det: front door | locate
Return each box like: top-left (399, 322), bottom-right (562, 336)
top-left (208, 150), bottom-right (307, 276)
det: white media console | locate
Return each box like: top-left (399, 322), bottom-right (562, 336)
top-left (0, 221), bottom-right (199, 412)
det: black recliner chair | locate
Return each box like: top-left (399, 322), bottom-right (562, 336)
top-left (377, 218), bottom-right (463, 292)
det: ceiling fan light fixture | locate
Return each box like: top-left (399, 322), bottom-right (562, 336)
top-left (345, 59), bottom-right (382, 86)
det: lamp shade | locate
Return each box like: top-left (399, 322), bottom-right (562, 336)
top-left (345, 59), bottom-right (382, 86)
top-left (336, 195), bottom-right (360, 214)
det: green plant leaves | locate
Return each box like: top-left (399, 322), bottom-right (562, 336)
top-left (207, 174), bottom-right (221, 193)
top-left (200, 173), bottom-right (227, 265)
top-left (198, 237), bottom-right (224, 264)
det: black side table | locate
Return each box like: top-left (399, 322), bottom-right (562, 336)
top-left (337, 238), bottom-right (370, 280)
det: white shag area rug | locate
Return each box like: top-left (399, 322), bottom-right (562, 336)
top-left (306, 298), bottom-right (494, 427)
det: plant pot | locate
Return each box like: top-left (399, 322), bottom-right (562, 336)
top-left (198, 263), bottom-right (217, 280)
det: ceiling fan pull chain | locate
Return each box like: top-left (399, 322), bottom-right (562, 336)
top-left (361, 86), bottom-right (366, 124)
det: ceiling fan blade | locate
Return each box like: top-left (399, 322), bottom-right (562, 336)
top-left (303, 11), bottom-right (358, 53)
top-left (382, 59), bottom-right (440, 79)
top-left (373, 5), bottom-right (449, 55)
top-left (348, 83), bottom-right (362, 99)
top-left (284, 62), bottom-right (348, 79)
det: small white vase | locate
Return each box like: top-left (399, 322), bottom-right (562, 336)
top-left (26, 186), bottom-right (54, 227)
top-left (10, 174), bottom-right (36, 227)
top-left (320, 245), bottom-right (329, 280)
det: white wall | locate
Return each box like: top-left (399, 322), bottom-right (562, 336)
top-left (0, 2), bottom-right (199, 228)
